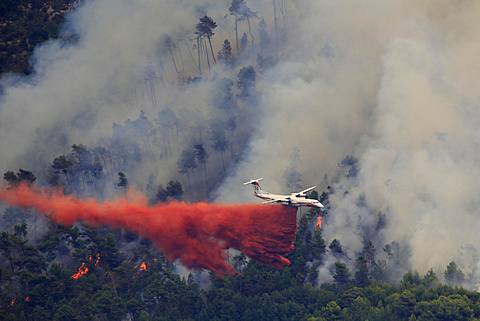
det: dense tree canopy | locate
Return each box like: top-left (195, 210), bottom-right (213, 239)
top-left (0, 0), bottom-right (72, 75)
top-left (2, 215), bottom-right (480, 320)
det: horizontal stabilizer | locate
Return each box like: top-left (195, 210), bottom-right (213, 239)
top-left (243, 178), bottom-right (264, 185)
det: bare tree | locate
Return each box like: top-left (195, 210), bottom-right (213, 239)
top-left (143, 65), bottom-right (157, 106)
top-left (228, 0), bottom-right (242, 55)
top-left (160, 34), bottom-right (183, 88)
top-left (273, 0), bottom-right (288, 49)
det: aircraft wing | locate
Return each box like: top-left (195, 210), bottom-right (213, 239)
top-left (262, 199), bottom-right (281, 204)
top-left (295, 186), bottom-right (317, 196)
top-left (262, 196), bottom-right (291, 204)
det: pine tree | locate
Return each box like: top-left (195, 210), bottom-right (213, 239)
top-left (228, 0), bottom-right (243, 54)
top-left (329, 239), bottom-right (343, 256)
top-left (237, 0), bottom-right (257, 49)
top-left (165, 180), bottom-right (183, 201)
top-left (52, 155), bottom-right (73, 187)
top-left (240, 32), bottom-right (248, 53)
top-left (229, 0), bottom-right (256, 53)
top-left (258, 19), bottom-right (270, 52)
top-left (444, 261), bottom-right (465, 285)
top-left (333, 261), bottom-right (351, 287)
top-left (354, 255), bottom-right (369, 287)
top-left (237, 65), bottom-right (256, 98)
top-left (156, 180), bottom-right (183, 202)
top-left (422, 268), bottom-right (439, 288)
top-left (117, 172), bottom-right (128, 193)
top-left (219, 39), bottom-right (232, 64)
top-left (177, 149), bottom-right (197, 186)
top-left (194, 144), bottom-right (209, 189)
top-left (3, 169), bottom-right (36, 187)
top-left (310, 227), bottom-right (326, 261)
top-left (195, 15), bottom-right (218, 73)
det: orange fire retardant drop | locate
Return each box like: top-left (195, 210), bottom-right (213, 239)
top-left (0, 184), bottom-right (297, 276)
top-left (140, 262), bottom-right (147, 271)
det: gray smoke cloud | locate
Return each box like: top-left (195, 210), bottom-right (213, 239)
top-left (2, 0), bottom-right (480, 285)
top-left (0, 0), bottom-right (242, 190)
top-left (323, 1), bottom-right (480, 285)
top-left (216, 1), bottom-right (480, 286)
top-left (1, 1), bottom-right (187, 173)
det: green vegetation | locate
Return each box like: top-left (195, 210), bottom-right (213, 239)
top-left (0, 0), bottom-right (72, 75)
top-left (1, 205), bottom-right (480, 320)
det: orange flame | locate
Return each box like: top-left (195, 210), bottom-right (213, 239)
top-left (11, 299), bottom-right (15, 306)
top-left (71, 262), bottom-right (89, 279)
top-left (88, 254), bottom-right (100, 265)
top-left (316, 216), bottom-right (322, 229)
top-left (25, 297), bottom-right (30, 302)
top-left (140, 262), bottom-right (147, 271)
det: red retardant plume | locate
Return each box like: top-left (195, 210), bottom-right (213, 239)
top-left (0, 185), bottom-right (297, 276)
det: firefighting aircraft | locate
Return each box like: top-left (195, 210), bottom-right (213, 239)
top-left (244, 178), bottom-right (323, 208)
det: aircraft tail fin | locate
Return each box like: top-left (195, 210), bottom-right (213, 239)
top-left (243, 178), bottom-right (264, 194)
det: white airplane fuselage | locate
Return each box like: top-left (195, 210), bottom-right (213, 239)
top-left (244, 178), bottom-right (324, 208)
top-left (254, 191), bottom-right (323, 208)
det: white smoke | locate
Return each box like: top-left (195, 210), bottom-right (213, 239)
top-left (3, 0), bottom-right (480, 285)
top-left (326, 2), bottom-right (480, 284)
top-left (216, 1), bottom-right (480, 285)
top-left (0, 1), bottom-right (182, 173)
top-left (0, 0), bottom-right (243, 191)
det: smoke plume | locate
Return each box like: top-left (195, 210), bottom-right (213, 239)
top-left (3, 0), bottom-right (480, 285)
top-left (0, 184), bottom-right (297, 276)
top-left (214, 1), bottom-right (480, 285)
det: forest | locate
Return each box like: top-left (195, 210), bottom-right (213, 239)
top-left (2, 0), bottom-right (480, 320)
top-left (0, 0), bottom-right (74, 75)
top-left (1, 195), bottom-right (480, 320)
